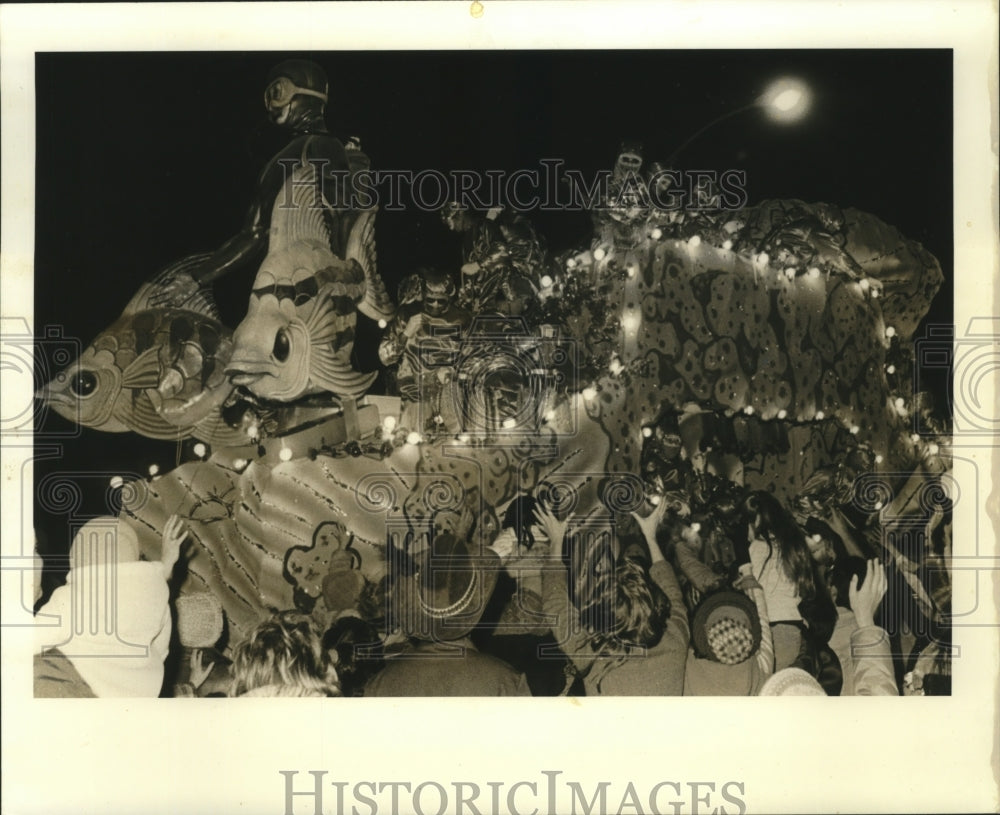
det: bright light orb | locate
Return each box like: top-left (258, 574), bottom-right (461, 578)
top-left (582, 387), bottom-right (597, 401)
top-left (650, 227), bottom-right (663, 240)
top-left (540, 274), bottom-right (554, 288)
top-left (406, 431), bottom-right (423, 446)
top-left (148, 464), bottom-right (159, 477)
top-left (642, 426), bottom-right (653, 438)
top-left (382, 415), bottom-right (397, 431)
top-left (593, 247), bottom-right (607, 261)
top-left (193, 443), bottom-right (207, 458)
top-left (688, 235), bottom-right (702, 248)
top-left (109, 476), bottom-right (124, 490)
top-left (377, 319), bottom-right (388, 329)
top-left (279, 447), bottom-right (293, 462)
top-left (760, 77), bottom-right (812, 123)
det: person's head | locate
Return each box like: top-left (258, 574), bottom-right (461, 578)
top-left (420, 268), bottom-right (456, 318)
top-left (264, 59), bottom-right (328, 128)
top-left (175, 592), bottom-right (225, 649)
top-left (758, 667), bottom-right (827, 696)
top-left (322, 616), bottom-right (385, 697)
top-left (691, 591), bottom-right (762, 665)
top-left (406, 532), bottom-right (500, 642)
top-left (230, 610), bottom-right (340, 697)
top-left (587, 548), bottom-right (671, 654)
top-left (69, 517), bottom-right (140, 571)
top-left (743, 491), bottom-right (837, 642)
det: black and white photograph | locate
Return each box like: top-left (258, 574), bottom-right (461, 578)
top-left (2, 3), bottom-right (997, 814)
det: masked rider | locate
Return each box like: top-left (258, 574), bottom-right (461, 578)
top-left (157, 59), bottom-right (366, 304)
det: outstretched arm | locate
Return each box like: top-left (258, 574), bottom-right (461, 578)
top-left (534, 504), bottom-right (593, 671)
top-left (848, 560), bottom-right (897, 695)
top-left (192, 199), bottom-right (269, 285)
top-left (160, 514), bottom-right (188, 579)
top-left (630, 500), bottom-right (668, 563)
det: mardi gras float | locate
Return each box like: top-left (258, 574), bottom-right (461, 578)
top-left (38, 122), bottom-right (950, 680)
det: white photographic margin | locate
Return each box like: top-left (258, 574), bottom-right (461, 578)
top-left (1, 2), bottom-right (997, 814)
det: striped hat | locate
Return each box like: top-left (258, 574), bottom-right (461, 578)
top-left (692, 590), bottom-right (761, 665)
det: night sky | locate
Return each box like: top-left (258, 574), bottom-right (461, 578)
top-left (32, 49), bottom-right (953, 562)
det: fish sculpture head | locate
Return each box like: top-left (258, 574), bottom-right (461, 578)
top-left (227, 240), bottom-right (374, 401)
top-left (37, 335), bottom-right (132, 432)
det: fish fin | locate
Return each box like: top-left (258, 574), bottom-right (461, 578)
top-left (269, 165), bottom-right (331, 253)
top-left (303, 291), bottom-right (374, 396)
top-left (303, 291), bottom-right (356, 345)
top-left (113, 391), bottom-right (192, 440)
top-left (124, 253), bottom-right (221, 319)
top-left (121, 347), bottom-right (163, 390)
top-left (345, 208), bottom-right (396, 321)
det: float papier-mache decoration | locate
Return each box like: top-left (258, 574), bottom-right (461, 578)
top-left (38, 87), bottom-right (951, 693)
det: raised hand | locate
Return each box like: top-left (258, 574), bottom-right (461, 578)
top-left (188, 648), bottom-right (216, 691)
top-left (161, 514), bottom-right (188, 577)
top-left (849, 559), bottom-right (888, 628)
top-left (532, 503), bottom-right (568, 558)
top-left (630, 498), bottom-right (668, 545)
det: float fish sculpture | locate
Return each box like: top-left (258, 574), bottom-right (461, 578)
top-left (37, 254), bottom-right (246, 445)
top-left (226, 163), bottom-right (395, 401)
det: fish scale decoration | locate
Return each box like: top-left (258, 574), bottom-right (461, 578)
top-left (574, 232), bottom-right (904, 475)
top-left (37, 253), bottom-right (247, 446)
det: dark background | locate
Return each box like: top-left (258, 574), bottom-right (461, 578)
top-left (33, 49), bottom-right (953, 563)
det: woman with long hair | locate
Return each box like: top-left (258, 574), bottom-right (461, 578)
top-left (743, 491), bottom-right (838, 672)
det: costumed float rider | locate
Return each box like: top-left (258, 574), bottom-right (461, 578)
top-left (156, 59), bottom-right (368, 306)
top-left (378, 268), bottom-right (472, 435)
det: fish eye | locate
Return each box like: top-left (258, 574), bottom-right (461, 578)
top-left (69, 370), bottom-right (98, 398)
top-left (272, 328), bottom-right (291, 362)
